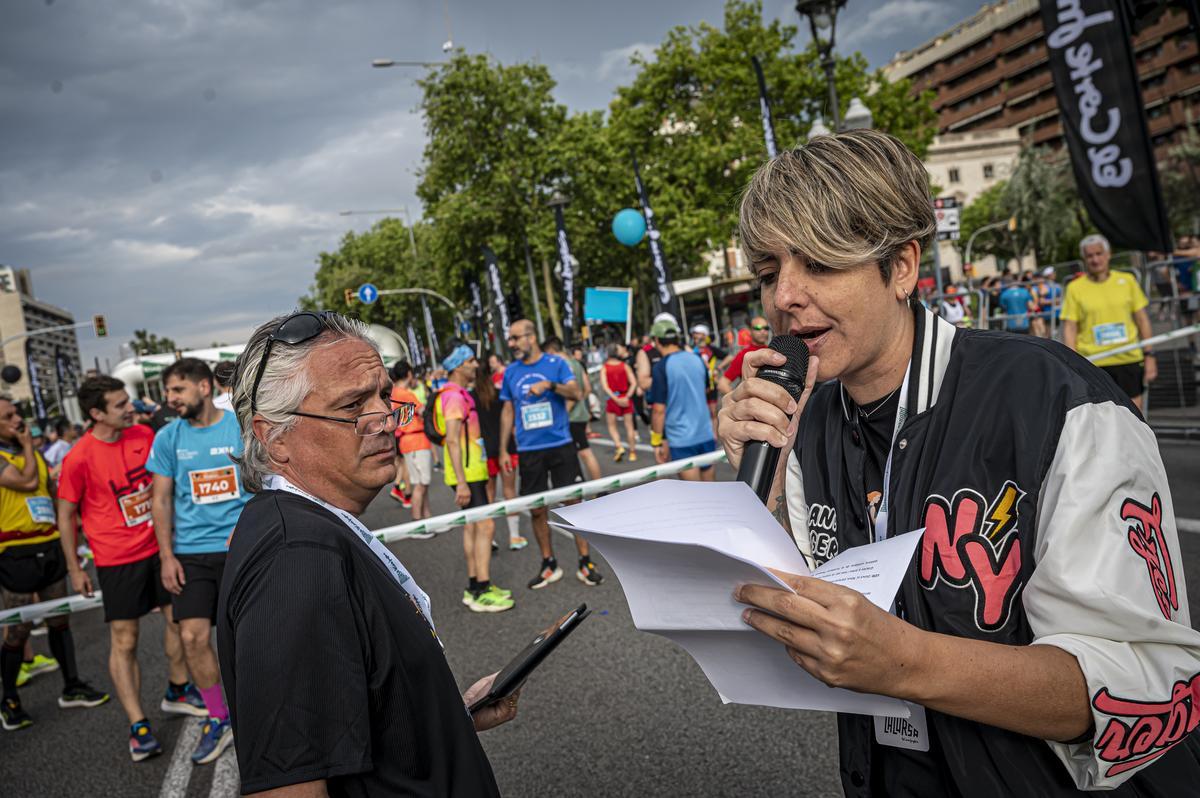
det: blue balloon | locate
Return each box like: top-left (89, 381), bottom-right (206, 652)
top-left (612, 208), bottom-right (647, 246)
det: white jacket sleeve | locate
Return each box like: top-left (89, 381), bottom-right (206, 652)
top-left (1024, 401), bottom-right (1200, 790)
top-left (784, 449), bottom-right (815, 568)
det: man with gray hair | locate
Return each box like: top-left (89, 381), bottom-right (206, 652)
top-left (217, 311), bottom-right (514, 796)
top-left (1063, 233), bottom-right (1157, 411)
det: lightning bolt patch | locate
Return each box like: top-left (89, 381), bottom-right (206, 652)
top-left (984, 480), bottom-right (1026, 541)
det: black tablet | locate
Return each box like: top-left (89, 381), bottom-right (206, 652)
top-left (468, 603), bottom-right (591, 714)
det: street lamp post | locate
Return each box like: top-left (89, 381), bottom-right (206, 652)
top-left (795, 0), bottom-right (847, 130)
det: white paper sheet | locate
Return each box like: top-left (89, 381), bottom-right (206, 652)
top-left (552, 480), bottom-right (924, 717)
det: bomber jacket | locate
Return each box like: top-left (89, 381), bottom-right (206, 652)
top-left (785, 304), bottom-right (1200, 795)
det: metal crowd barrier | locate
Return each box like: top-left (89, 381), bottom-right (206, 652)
top-left (2, 449), bottom-right (729, 625)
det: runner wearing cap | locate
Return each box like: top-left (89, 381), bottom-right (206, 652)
top-left (149, 358), bottom-right (247, 764)
top-left (689, 323), bottom-right (726, 433)
top-left (648, 318), bottom-right (717, 482)
top-left (0, 397), bottom-right (108, 732)
top-left (57, 376), bottom-right (205, 763)
top-left (432, 344), bottom-right (512, 612)
top-left (499, 320), bottom-right (603, 590)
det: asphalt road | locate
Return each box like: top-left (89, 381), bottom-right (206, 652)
top-left (4, 432), bottom-right (1200, 797)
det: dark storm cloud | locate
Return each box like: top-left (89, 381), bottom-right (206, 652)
top-left (1, 0), bottom-right (979, 368)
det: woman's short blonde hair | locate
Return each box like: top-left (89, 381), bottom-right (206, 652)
top-left (739, 129), bottom-right (936, 281)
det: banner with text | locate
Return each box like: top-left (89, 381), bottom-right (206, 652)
top-left (420, 296), bottom-right (440, 364)
top-left (632, 153), bottom-right (675, 311)
top-left (406, 322), bottom-right (424, 368)
top-left (482, 246), bottom-right (512, 333)
top-left (751, 55), bottom-right (778, 159)
top-left (554, 205), bottom-right (576, 334)
top-left (1039, 0), bottom-right (1171, 252)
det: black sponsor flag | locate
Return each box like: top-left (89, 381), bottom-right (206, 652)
top-left (25, 341), bottom-right (46, 420)
top-left (1039, 0), bottom-right (1171, 252)
top-left (632, 153), bottom-right (675, 311)
top-left (482, 246), bottom-right (511, 332)
top-left (469, 279), bottom-right (484, 321)
top-left (406, 323), bottom-right (424, 368)
top-left (553, 205), bottom-right (576, 334)
top-left (420, 296), bottom-right (441, 364)
top-left (751, 55), bottom-right (778, 159)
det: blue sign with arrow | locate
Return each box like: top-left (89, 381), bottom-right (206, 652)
top-left (357, 283), bottom-right (379, 305)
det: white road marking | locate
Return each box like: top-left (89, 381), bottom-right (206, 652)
top-left (209, 746), bottom-right (240, 798)
top-left (1180, 518), bottom-right (1200, 535)
top-left (158, 719), bottom-right (202, 798)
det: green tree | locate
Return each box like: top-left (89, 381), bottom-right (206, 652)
top-left (1161, 123), bottom-right (1200, 237)
top-left (1003, 147), bottom-right (1092, 266)
top-left (958, 181), bottom-right (1013, 265)
top-left (607, 0), bottom-right (938, 278)
top-left (130, 329), bottom-right (176, 355)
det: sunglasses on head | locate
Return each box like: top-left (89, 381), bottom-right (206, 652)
top-left (250, 311), bottom-right (331, 414)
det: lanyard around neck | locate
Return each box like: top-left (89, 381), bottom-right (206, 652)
top-left (873, 360), bottom-right (912, 544)
top-left (264, 475), bottom-right (435, 631)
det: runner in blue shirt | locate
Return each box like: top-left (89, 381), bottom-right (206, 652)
top-left (148, 358), bottom-right (247, 766)
top-left (998, 280), bottom-right (1035, 333)
top-left (499, 319), bottom-right (604, 590)
top-left (646, 318), bottom-right (717, 481)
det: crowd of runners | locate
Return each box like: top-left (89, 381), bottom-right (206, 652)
top-left (0, 313), bottom-right (769, 770)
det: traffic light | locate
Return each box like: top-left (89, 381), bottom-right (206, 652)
top-left (92, 314), bottom-right (108, 338)
top-left (344, 289), bottom-right (355, 305)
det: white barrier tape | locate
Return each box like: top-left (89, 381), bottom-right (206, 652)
top-left (4, 449), bottom-right (729, 625)
top-left (372, 449), bottom-right (728, 541)
top-left (1086, 323), bottom-right (1200, 362)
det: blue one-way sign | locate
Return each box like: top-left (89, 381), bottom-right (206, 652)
top-left (357, 283), bottom-right (379, 304)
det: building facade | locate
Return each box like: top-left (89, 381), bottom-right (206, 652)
top-left (885, 0), bottom-right (1200, 156)
top-left (0, 265), bottom-right (84, 420)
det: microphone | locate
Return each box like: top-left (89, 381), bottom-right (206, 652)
top-left (735, 335), bottom-right (810, 504)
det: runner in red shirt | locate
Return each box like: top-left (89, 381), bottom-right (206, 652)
top-left (56, 377), bottom-right (205, 762)
top-left (600, 345), bottom-right (638, 461)
top-left (717, 316), bottom-right (771, 396)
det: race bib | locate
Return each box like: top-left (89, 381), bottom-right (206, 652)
top-left (188, 466), bottom-right (241, 505)
top-left (1093, 322), bottom-right (1129, 346)
top-left (521, 401), bottom-right (554, 430)
top-left (118, 484), bottom-right (152, 527)
top-left (26, 496), bottom-right (55, 525)
top-left (874, 703), bottom-right (930, 752)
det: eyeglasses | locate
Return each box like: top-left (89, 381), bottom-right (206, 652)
top-left (751, 324), bottom-right (770, 331)
top-left (289, 403), bottom-right (416, 437)
top-left (250, 311), bottom-right (331, 414)
top-left (506, 332), bottom-right (534, 343)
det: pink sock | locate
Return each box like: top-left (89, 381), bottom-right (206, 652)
top-left (198, 683), bottom-right (229, 722)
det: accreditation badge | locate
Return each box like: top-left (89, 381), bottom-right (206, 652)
top-left (873, 702), bottom-right (930, 752)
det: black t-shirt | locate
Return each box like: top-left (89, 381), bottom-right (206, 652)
top-left (217, 491), bottom-right (499, 797)
top-left (473, 390), bottom-right (515, 458)
top-left (848, 390), bottom-right (955, 796)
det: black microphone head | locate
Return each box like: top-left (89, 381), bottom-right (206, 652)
top-left (758, 335), bottom-right (810, 400)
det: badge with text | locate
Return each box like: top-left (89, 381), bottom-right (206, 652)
top-left (874, 703), bottom-right (930, 752)
top-left (1093, 322), bottom-right (1130, 346)
top-left (26, 496), bottom-right (55, 524)
top-left (188, 466), bottom-right (241, 505)
top-left (118, 484), bottom-right (153, 527)
top-left (521, 401), bottom-right (554, 430)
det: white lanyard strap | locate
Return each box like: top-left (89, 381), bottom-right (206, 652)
top-left (873, 361), bottom-right (912, 544)
top-left (264, 475), bottom-right (435, 630)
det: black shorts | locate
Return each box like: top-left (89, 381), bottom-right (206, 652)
top-left (172, 553), bottom-right (227, 623)
top-left (1101, 363), bottom-right (1145, 399)
top-left (518, 443), bottom-right (583, 496)
top-left (95, 553), bottom-right (171, 622)
top-left (569, 421), bottom-right (590, 451)
top-left (0, 540), bottom-right (67, 595)
top-left (452, 480), bottom-right (491, 510)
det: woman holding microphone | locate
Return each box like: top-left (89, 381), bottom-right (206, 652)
top-left (719, 130), bottom-right (1200, 796)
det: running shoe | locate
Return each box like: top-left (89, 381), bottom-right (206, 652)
top-left (58, 680), bottom-right (110, 709)
top-left (508, 535), bottom-right (528, 551)
top-left (462, 589), bottom-right (474, 607)
top-left (17, 653), bottom-right (58, 687)
top-left (389, 486), bottom-right (412, 508)
top-left (578, 558), bottom-right (605, 586)
top-left (1, 697), bottom-right (32, 731)
top-left (161, 682), bottom-right (207, 717)
top-left (191, 717), bottom-right (233, 765)
top-left (129, 721), bottom-right (163, 762)
top-left (491, 539), bottom-right (499, 552)
top-left (527, 560), bottom-right (563, 590)
top-left (614, 447), bottom-right (626, 462)
top-left (468, 587), bottom-right (515, 613)
top-left (628, 450), bottom-right (638, 462)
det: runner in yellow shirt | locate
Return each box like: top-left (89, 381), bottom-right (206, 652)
top-left (1062, 234), bottom-right (1157, 411)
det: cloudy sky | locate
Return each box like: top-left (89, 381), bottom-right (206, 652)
top-left (2, 0), bottom-right (979, 368)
